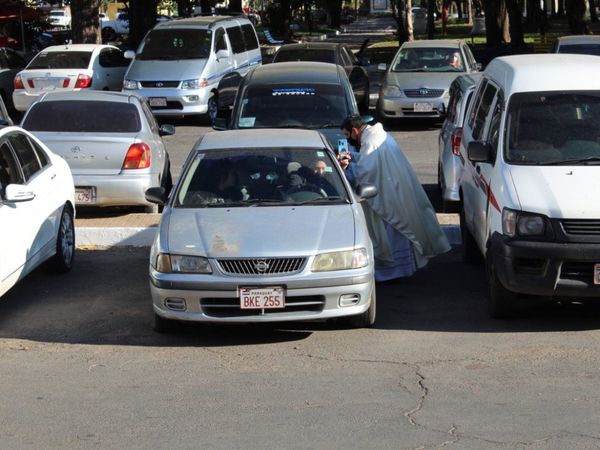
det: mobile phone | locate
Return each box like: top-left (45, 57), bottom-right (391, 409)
top-left (337, 138), bottom-right (349, 159)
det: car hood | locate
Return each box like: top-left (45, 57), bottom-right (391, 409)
top-left (165, 205), bottom-right (356, 258)
top-left (509, 166), bottom-right (600, 218)
top-left (385, 71), bottom-right (462, 90)
top-left (126, 58), bottom-right (207, 81)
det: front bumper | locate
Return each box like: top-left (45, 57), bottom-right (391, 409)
top-left (123, 86), bottom-right (212, 116)
top-left (73, 171), bottom-right (160, 207)
top-left (490, 232), bottom-right (600, 298)
top-left (378, 95), bottom-right (447, 118)
top-left (150, 267), bottom-right (375, 323)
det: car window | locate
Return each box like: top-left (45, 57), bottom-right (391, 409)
top-left (175, 147), bottom-right (350, 207)
top-left (214, 27), bottom-right (227, 52)
top-left (471, 83), bottom-right (498, 140)
top-left (23, 101), bottom-right (142, 133)
top-left (273, 48), bottom-right (336, 63)
top-left (558, 44), bottom-right (600, 56)
top-left (339, 48), bottom-right (352, 66)
top-left (5, 50), bottom-right (26, 69)
top-left (462, 45), bottom-right (476, 69)
top-left (0, 54), bottom-right (7, 70)
top-left (136, 29), bottom-right (210, 60)
top-left (140, 100), bottom-right (159, 134)
top-left (237, 84), bottom-right (352, 129)
top-left (486, 94), bottom-right (504, 163)
top-left (99, 48), bottom-right (111, 67)
top-left (109, 48), bottom-right (129, 67)
top-left (467, 79), bottom-right (488, 130)
top-left (241, 24), bottom-right (259, 51)
top-left (391, 47), bottom-right (465, 72)
top-left (0, 141), bottom-right (23, 197)
top-left (29, 138), bottom-right (49, 168)
top-left (344, 46), bottom-right (358, 65)
top-left (227, 25), bottom-right (245, 54)
top-left (27, 51), bottom-right (92, 69)
top-left (9, 133), bottom-right (41, 182)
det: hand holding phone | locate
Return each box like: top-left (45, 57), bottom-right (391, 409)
top-left (337, 138), bottom-right (349, 160)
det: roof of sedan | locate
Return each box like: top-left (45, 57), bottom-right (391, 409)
top-left (247, 62), bottom-right (343, 85)
top-left (196, 129), bottom-right (328, 150)
top-left (37, 44), bottom-right (114, 52)
top-left (401, 39), bottom-right (463, 49)
top-left (277, 42), bottom-right (341, 50)
top-left (37, 90), bottom-right (138, 104)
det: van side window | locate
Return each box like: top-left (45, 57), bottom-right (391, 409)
top-left (241, 24), bottom-right (259, 51)
top-left (9, 133), bottom-right (42, 182)
top-left (227, 26), bottom-right (245, 54)
top-left (486, 95), bottom-right (504, 163)
top-left (467, 79), bottom-right (487, 130)
top-left (214, 28), bottom-right (227, 52)
top-left (472, 84), bottom-right (498, 140)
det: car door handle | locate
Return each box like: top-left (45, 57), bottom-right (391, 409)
top-left (50, 173), bottom-right (56, 180)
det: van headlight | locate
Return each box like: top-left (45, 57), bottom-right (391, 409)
top-left (155, 254), bottom-right (212, 273)
top-left (502, 208), bottom-right (546, 237)
top-left (311, 249), bottom-right (369, 272)
top-left (382, 85), bottom-right (404, 98)
top-left (123, 79), bottom-right (139, 90)
top-left (182, 79), bottom-right (208, 89)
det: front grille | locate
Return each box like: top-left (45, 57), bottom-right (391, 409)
top-left (217, 258), bottom-right (305, 276)
top-left (560, 262), bottom-right (594, 282)
top-left (150, 101), bottom-right (183, 110)
top-left (403, 88), bottom-right (444, 98)
top-left (561, 219), bottom-right (600, 236)
top-left (140, 80), bottom-right (180, 88)
top-left (200, 296), bottom-right (325, 317)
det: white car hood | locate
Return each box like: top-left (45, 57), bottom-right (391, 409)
top-left (509, 166), bottom-right (600, 218)
top-left (165, 205), bottom-right (356, 258)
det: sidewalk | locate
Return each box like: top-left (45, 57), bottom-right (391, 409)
top-left (75, 213), bottom-right (461, 249)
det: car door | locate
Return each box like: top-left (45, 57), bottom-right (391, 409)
top-left (211, 27), bottom-right (232, 83)
top-left (226, 24), bottom-right (247, 74)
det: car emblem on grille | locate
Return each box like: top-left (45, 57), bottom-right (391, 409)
top-left (254, 259), bottom-right (269, 273)
top-left (156, 82), bottom-right (164, 87)
top-left (419, 88), bottom-right (429, 95)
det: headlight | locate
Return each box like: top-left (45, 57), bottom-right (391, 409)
top-left (502, 208), bottom-right (546, 237)
top-left (181, 79), bottom-right (208, 89)
top-left (123, 79), bottom-right (139, 90)
top-left (311, 248), bottom-right (369, 272)
top-left (382, 85), bottom-right (404, 98)
top-left (155, 254), bottom-right (212, 273)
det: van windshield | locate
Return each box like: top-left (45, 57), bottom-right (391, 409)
top-left (505, 92), bottom-right (600, 165)
top-left (137, 29), bottom-right (210, 60)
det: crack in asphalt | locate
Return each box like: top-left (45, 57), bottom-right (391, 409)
top-left (404, 368), bottom-right (428, 427)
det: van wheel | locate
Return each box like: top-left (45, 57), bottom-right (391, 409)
top-left (102, 27), bottom-right (117, 43)
top-left (207, 94), bottom-right (218, 124)
top-left (460, 207), bottom-right (482, 264)
top-left (347, 288), bottom-right (376, 328)
top-left (50, 205), bottom-right (75, 273)
top-left (486, 251), bottom-right (518, 319)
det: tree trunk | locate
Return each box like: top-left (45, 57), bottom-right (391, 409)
top-left (589, 0), bottom-right (598, 22)
top-left (427, 0), bottom-right (436, 37)
top-left (229, 0), bottom-right (243, 13)
top-left (484, 0), bottom-right (507, 46)
top-left (558, 0), bottom-right (566, 16)
top-left (406, 0), bottom-right (414, 41)
top-left (566, 0), bottom-right (588, 32)
top-left (391, 0), bottom-right (409, 45)
top-left (71, 0), bottom-right (101, 44)
top-left (129, 0), bottom-right (158, 49)
top-left (175, 0), bottom-right (191, 17)
top-left (325, 0), bottom-right (343, 29)
top-left (467, 0), bottom-right (473, 25)
top-left (506, 0), bottom-right (524, 44)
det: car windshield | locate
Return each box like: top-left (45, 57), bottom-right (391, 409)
top-left (273, 49), bottom-right (336, 64)
top-left (391, 47), bottom-right (465, 72)
top-left (175, 147), bottom-right (351, 207)
top-left (27, 51), bottom-right (91, 69)
top-left (237, 84), bottom-right (352, 129)
top-left (136, 29), bottom-right (210, 60)
top-left (558, 44), bottom-right (600, 56)
top-left (505, 92), bottom-right (600, 165)
top-left (23, 100), bottom-right (141, 133)
top-left (50, 11), bottom-right (65, 16)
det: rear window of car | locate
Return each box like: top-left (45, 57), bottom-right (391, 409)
top-left (27, 51), bottom-right (91, 69)
top-left (23, 101), bottom-right (141, 133)
top-left (273, 49), bottom-right (336, 64)
top-left (558, 44), bottom-right (600, 56)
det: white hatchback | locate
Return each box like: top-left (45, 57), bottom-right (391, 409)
top-left (13, 44), bottom-right (130, 112)
top-left (0, 127), bottom-right (75, 298)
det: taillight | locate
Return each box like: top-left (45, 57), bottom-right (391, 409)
top-left (63, 78), bottom-right (70, 88)
top-left (28, 79), bottom-right (34, 88)
top-left (74, 74), bottom-right (92, 89)
top-left (13, 74), bottom-right (24, 89)
top-left (122, 143), bottom-right (151, 169)
top-left (451, 128), bottom-right (463, 156)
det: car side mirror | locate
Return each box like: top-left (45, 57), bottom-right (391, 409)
top-left (212, 116), bottom-right (228, 130)
top-left (474, 62), bottom-right (482, 71)
top-left (158, 124), bottom-right (176, 137)
top-left (123, 50), bottom-right (135, 60)
top-left (467, 141), bottom-right (493, 163)
top-left (377, 63), bottom-right (387, 71)
top-left (356, 183), bottom-right (377, 201)
top-left (216, 49), bottom-right (230, 61)
top-left (5, 184), bottom-right (35, 202)
top-left (145, 187), bottom-right (167, 205)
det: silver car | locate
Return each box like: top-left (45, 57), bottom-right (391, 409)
top-left (438, 74), bottom-right (480, 212)
top-left (378, 39), bottom-right (480, 120)
top-left (145, 129), bottom-right (377, 331)
top-left (21, 91), bottom-right (174, 212)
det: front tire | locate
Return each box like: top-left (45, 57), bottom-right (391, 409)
top-left (207, 94), bottom-right (218, 124)
top-left (460, 207), bottom-right (482, 264)
top-left (486, 251), bottom-right (518, 319)
top-left (50, 205), bottom-right (75, 273)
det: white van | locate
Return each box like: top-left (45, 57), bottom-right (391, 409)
top-left (459, 54), bottom-right (600, 318)
top-left (122, 16), bottom-right (261, 122)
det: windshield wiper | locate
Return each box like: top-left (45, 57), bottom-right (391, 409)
top-left (545, 156), bottom-right (600, 165)
top-left (294, 196), bottom-right (349, 205)
top-left (317, 123), bottom-right (343, 129)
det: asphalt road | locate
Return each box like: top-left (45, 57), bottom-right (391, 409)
top-left (2, 249), bottom-right (600, 448)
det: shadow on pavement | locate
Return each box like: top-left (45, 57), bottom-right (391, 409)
top-left (1, 248), bottom-right (600, 348)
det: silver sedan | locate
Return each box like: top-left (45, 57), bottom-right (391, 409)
top-left (21, 91), bottom-right (174, 212)
top-left (145, 128), bottom-right (377, 331)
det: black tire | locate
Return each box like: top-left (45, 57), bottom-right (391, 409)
top-left (486, 251), bottom-right (518, 319)
top-left (347, 288), bottom-right (376, 328)
top-left (102, 27), bottom-right (117, 43)
top-left (437, 162), bottom-right (443, 193)
top-left (207, 94), bottom-right (218, 124)
top-left (153, 312), bottom-right (179, 333)
top-left (460, 207), bottom-right (482, 264)
top-left (50, 205), bottom-right (75, 273)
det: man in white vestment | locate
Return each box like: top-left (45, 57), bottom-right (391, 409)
top-left (339, 115), bottom-right (450, 281)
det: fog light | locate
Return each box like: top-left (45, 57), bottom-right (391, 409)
top-left (185, 95), bottom-right (199, 102)
top-left (339, 294), bottom-right (360, 307)
top-left (164, 298), bottom-right (186, 311)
